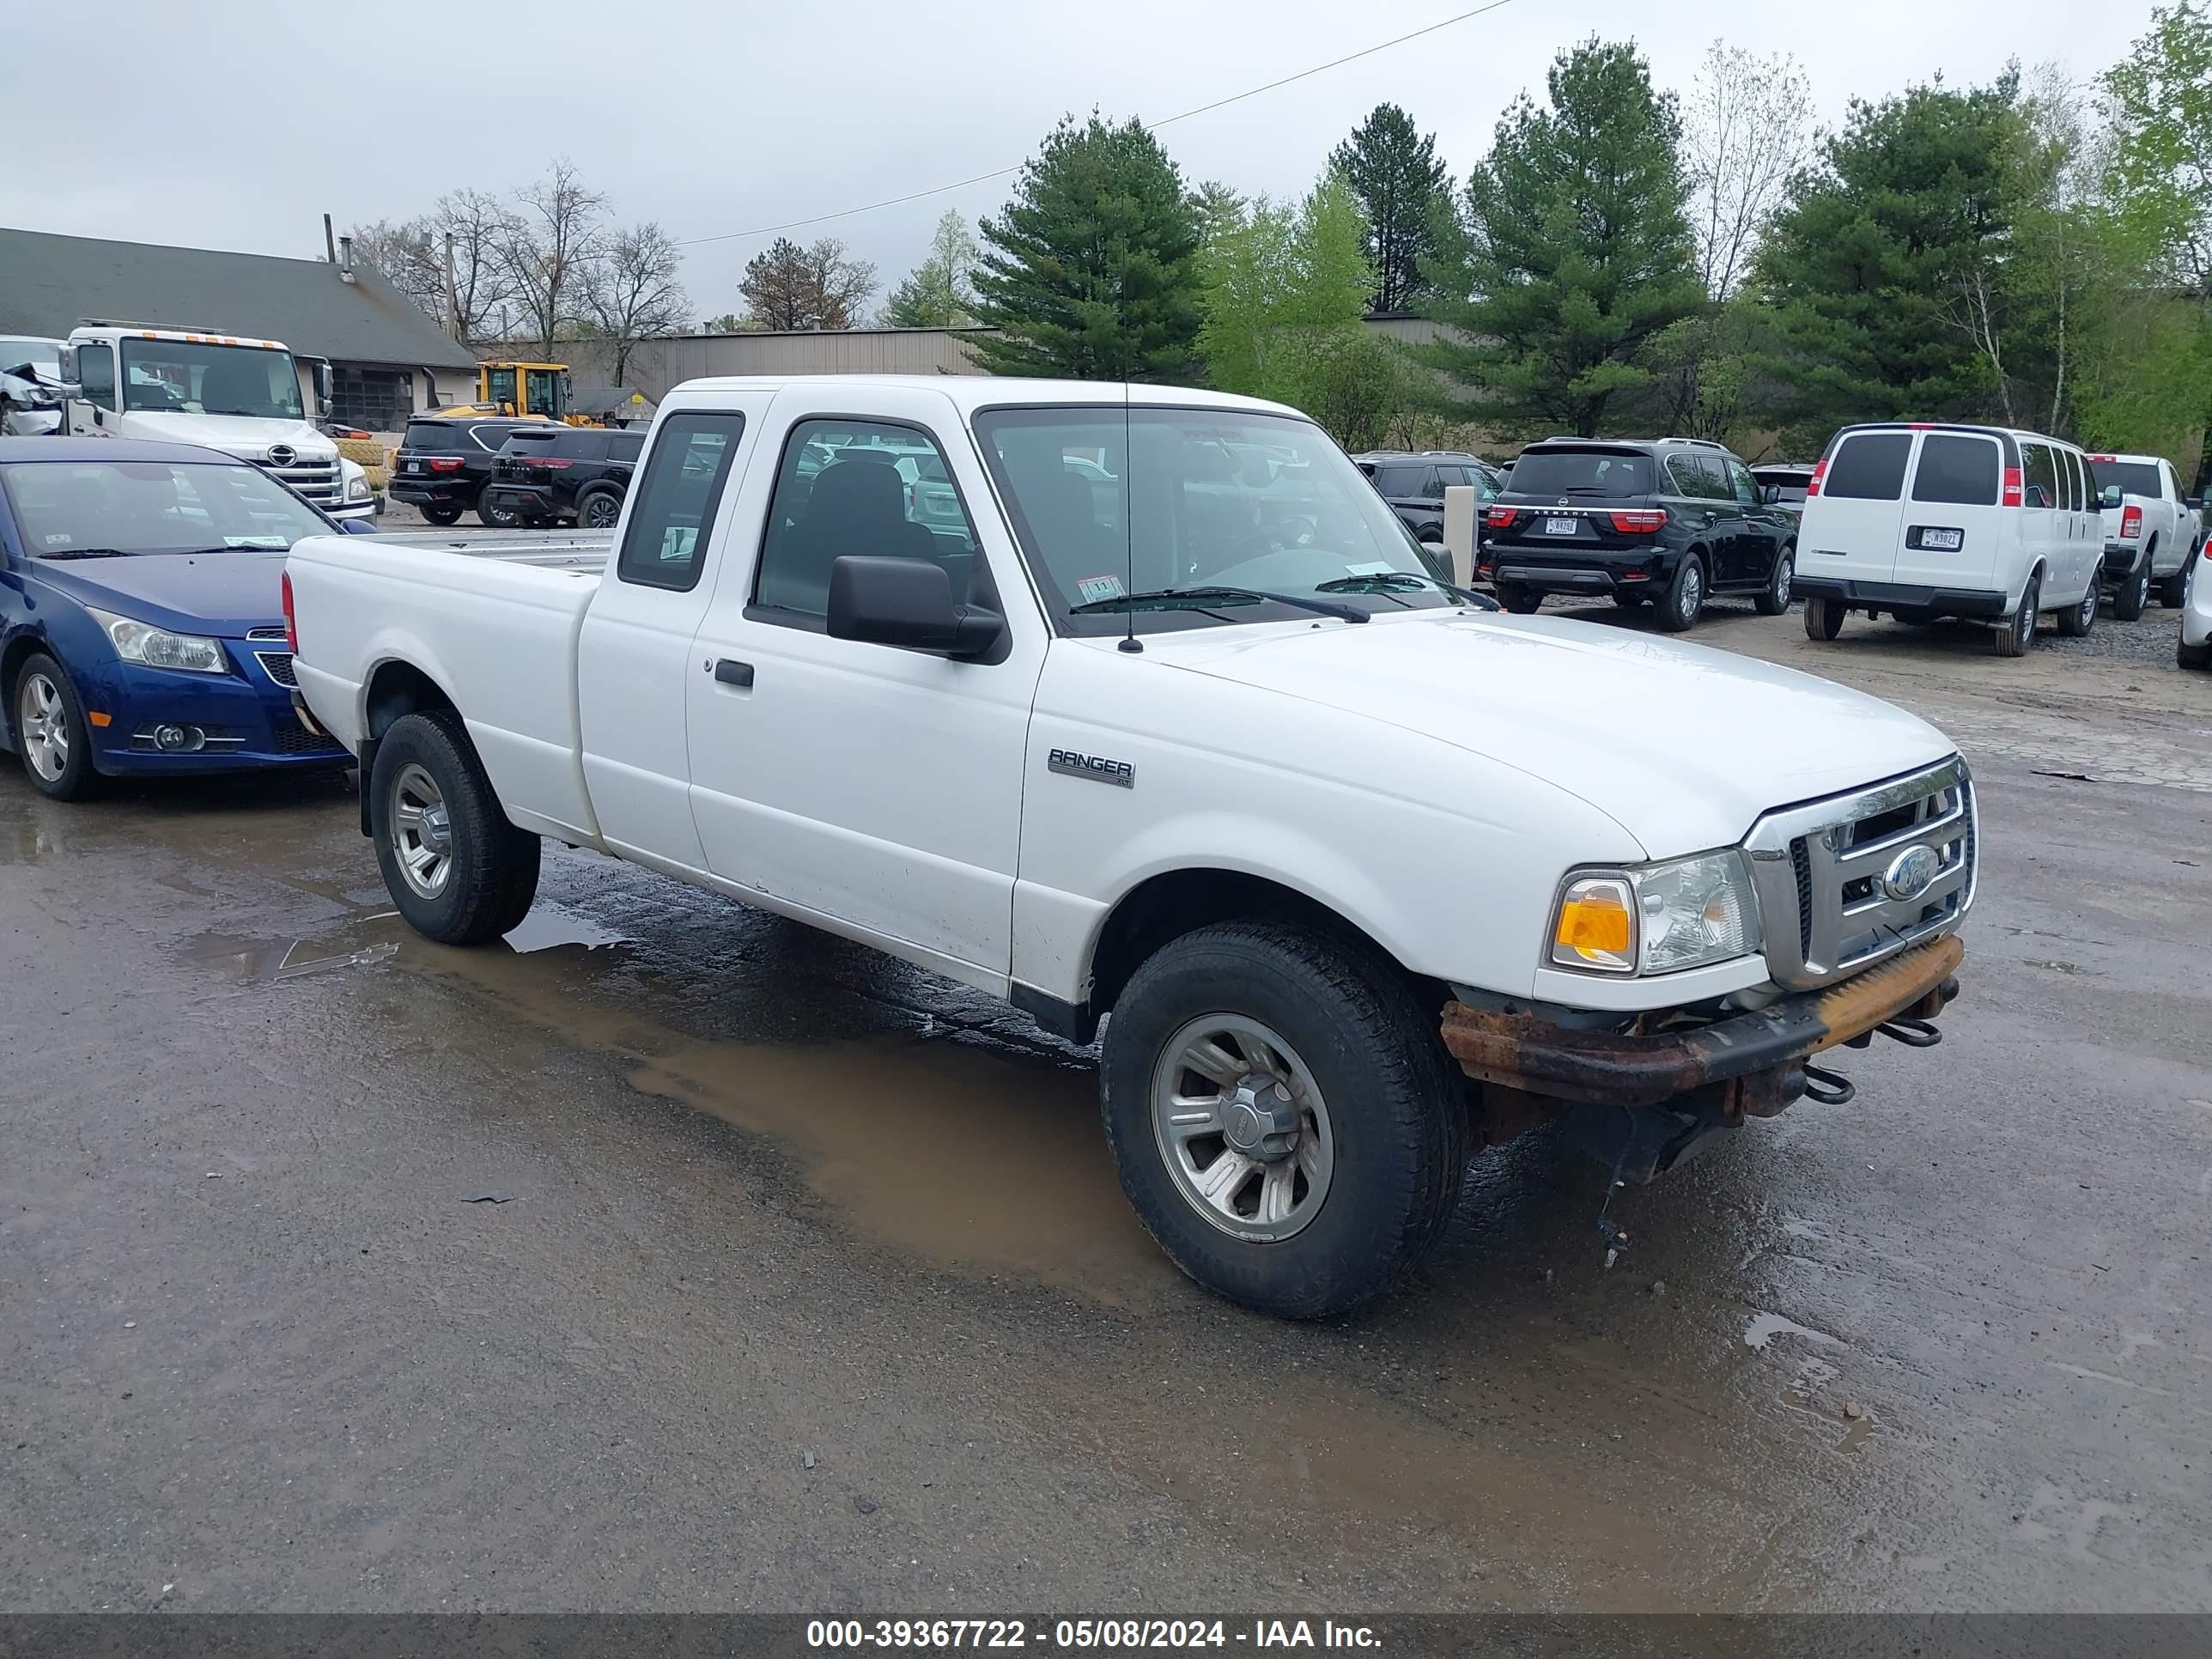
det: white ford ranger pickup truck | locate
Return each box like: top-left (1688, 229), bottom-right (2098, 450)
top-left (286, 375), bottom-right (1976, 1317)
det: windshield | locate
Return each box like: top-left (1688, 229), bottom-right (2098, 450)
top-left (0, 336), bottom-right (62, 375)
top-left (1506, 449), bottom-right (1653, 498)
top-left (118, 338), bottom-right (304, 420)
top-left (0, 459), bottom-right (332, 556)
top-left (973, 406), bottom-right (1453, 635)
top-left (2088, 459), bottom-right (2161, 504)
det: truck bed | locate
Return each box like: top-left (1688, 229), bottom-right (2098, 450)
top-left (286, 532), bottom-right (615, 843)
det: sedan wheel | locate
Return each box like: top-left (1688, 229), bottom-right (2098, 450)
top-left (18, 671), bottom-right (70, 785)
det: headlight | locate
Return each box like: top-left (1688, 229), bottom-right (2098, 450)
top-left (1549, 851), bottom-right (1761, 976)
top-left (87, 607), bottom-right (229, 675)
top-left (345, 471), bottom-right (372, 501)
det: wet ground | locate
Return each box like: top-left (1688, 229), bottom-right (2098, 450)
top-left (3, 596), bottom-right (2209, 1614)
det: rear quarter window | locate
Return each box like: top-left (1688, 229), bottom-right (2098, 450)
top-left (1823, 433), bottom-right (1914, 501)
top-left (556, 430), bottom-right (612, 460)
top-left (1910, 434), bottom-right (2001, 505)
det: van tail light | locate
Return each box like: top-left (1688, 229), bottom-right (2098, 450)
top-left (1806, 458), bottom-right (1828, 498)
top-left (281, 569), bottom-right (298, 655)
top-left (428, 457), bottom-right (465, 472)
top-left (2120, 504), bottom-right (2142, 538)
top-left (2001, 466), bottom-right (2023, 507)
top-left (1608, 508), bottom-right (1668, 534)
top-left (1484, 505), bottom-right (1517, 529)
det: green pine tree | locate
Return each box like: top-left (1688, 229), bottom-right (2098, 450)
top-left (1419, 39), bottom-right (1704, 437)
top-left (969, 114), bottom-right (1204, 381)
top-left (1329, 103), bottom-right (1449, 313)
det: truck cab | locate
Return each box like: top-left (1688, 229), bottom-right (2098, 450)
top-left (63, 323), bottom-right (378, 523)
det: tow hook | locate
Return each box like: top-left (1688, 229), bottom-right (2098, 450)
top-left (1801, 1062), bottom-right (1856, 1105)
top-left (1876, 1016), bottom-right (1943, 1048)
top-left (1802, 1016), bottom-right (1943, 1106)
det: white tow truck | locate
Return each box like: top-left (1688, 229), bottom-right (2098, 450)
top-left (60, 322), bottom-right (378, 524)
top-left (2087, 450), bottom-right (2202, 618)
top-left (286, 375), bottom-right (1978, 1317)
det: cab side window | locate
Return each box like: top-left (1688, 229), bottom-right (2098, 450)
top-left (752, 419), bottom-right (979, 623)
top-left (76, 343), bottom-right (116, 411)
top-left (2021, 443), bottom-right (2057, 511)
top-left (615, 411), bottom-right (745, 592)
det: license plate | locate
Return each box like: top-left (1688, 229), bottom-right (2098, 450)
top-left (406, 459), bottom-right (422, 473)
top-left (1919, 526), bottom-right (1964, 551)
top-left (1543, 516), bottom-right (1579, 536)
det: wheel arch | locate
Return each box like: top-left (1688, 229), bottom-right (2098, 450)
top-left (0, 628), bottom-right (55, 749)
top-left (363, 656), bottom-right (460, 742)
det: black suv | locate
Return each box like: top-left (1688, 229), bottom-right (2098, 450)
top-left (482, 426), bottom-right (646, 529)
top-left (1352, 450), bottom-right (1504, 544)
top-left (1478, 437), bottom-right (1796, 631)
top-left (389, 416), bottom-right (556, 526)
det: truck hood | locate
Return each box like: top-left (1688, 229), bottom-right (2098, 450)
top-left (118, 411), bottom-right (335, 464)
top-left (33, 550), bottom-right (286, 638)
top-left (1141, 610), bottom-right (1958, 859)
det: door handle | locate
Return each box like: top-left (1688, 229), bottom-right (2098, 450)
top-left (713, 658), bottom-right (754, 688)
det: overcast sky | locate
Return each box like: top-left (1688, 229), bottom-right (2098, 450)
top-left (2, 0), bottom-right (2160, 327)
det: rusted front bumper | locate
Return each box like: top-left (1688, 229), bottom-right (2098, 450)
top-left (1441, 934), bottom-right (1965, 1120)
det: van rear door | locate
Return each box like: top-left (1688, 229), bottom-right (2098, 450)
top-left (1802, 428), bottom-right (1916, 583)
top-left (1895, 430), bottom-right (2005, 593)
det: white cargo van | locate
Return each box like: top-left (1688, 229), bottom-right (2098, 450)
top-left (1795, 422), bottom-right (2103, 656)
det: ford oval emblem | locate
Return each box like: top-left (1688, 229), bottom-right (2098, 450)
top-left (1881, 844), bottom-right (1940, 902)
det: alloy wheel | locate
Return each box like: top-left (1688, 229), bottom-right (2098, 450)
top-left (17, 672), bottom-right (68, 783)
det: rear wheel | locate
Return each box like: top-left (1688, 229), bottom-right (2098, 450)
top-left (1803, 595), bottom-right (1844, 641)
top-left (2114, 552), bottom-right (2150, 622)
top-left (420, 502), bottom-right (464, 526)
top-left (370, 712), bottom-right (541, 945)
top-left (1993, 574), bottom-right (2039, 657)
top-left (1498, 583), bottom-right (1542, 614)
top-left (1100, 921), bottom-right (1469, 1319)
top-left (1754, 546), bottom-right (1795, 616)
top-left (1654, 554), bottom-right (1705, 632)
top-left (579, 489), bottom-right (623, 530)
top-left (2057, 580), bottom-right (2098, 637)
top-left (477, 488), bottom-right (520, 530)
top-left (12, 653), bottom-right (100, 801)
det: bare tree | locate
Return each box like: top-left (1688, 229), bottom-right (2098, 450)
top-left (584, 222), bottom-right (690, 384)
top-left (434, 187), bottom-right (519, 346)
top-left (738, 236), bottom-right (877, 330)
top-left (348, 218), bottom-right (444, 315)
top-left (500, 159), bottom-right (606, 356)
top-left (1683, 42), bottom-right (1812, 301)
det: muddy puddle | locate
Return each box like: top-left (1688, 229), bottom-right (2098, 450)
top-left (181, 896), bottom-right (1176, 1305)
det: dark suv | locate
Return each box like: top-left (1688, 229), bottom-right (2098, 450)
top-left (389, 416), bottom-right (554, 526)
top-left (1478, 437), bottom-right (1796, 631)
top-left (482, 426), bottom-right (646, 529)
top-left (1352, 450), bottom-right (1504, 544)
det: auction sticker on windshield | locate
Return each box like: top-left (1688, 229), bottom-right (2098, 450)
top-left (1075, 574), bottom-right (1125, 605)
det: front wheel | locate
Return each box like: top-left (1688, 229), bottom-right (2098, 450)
top-left (1754, 547), bottom-right (1795, 616)
top-left (2160, 553), bottom-right (2193, 610)
top-left (1803, 595), bottom-right (1844, 641)
top-left (1994, 574), bottom-right (2039, 657)
top-left (370, 712), bottom-right (541, 945)
top-left (12, 653), bottom-right (100, 801)
top-left (1654, 554), bottom-right (1705, 632)
top-left (1100, 921), bottom-right (1469, 1319)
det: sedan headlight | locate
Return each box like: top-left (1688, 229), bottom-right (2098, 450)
top-left (1549, 851), bottom-right (1761, 976)
top-left (88, 607), bottom-right (229, 675)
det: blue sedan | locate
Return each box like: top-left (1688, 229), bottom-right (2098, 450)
top-left (0, 436), bottom-right (374, 799)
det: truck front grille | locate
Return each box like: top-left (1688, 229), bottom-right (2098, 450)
top-left (258, 459), bottom-right (341, 505)
top-left (1745, 757), bottom-right (1977, 991)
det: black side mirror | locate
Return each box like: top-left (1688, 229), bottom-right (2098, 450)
top-left (337, 518), bottom-right (378, 536)
top-left (828, 556), bottom-right (1004, 659)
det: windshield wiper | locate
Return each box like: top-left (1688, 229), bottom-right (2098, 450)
top-left (1071, 585), bottom-right (1369, 623)
top-left (36, 547), bottom-right (139, 560)
top-left (1315, 571), bottom-right (1498, 610)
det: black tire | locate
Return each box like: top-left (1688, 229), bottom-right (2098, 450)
top-left (1654, 554), bottom-right (1705, 633)
top-left (477, 488), bottom-right (520, 530)
top-left (419, 502), bottom-right (464, 526)
top-left (1498, 583), bottom-right (1542, 615)
top-left (11, 652), bottom-right (101, 801)
top-left (369, 711), bottom-right (541, 945)
top-left (2161, 544), bottom-right (2196, 609)
top-left (2057, 578), bottom-right (2097, 637)
top-left (2180, 635), bottom-right (2211, 670)
top-left (2114, 553), bottom-right (2150, 622)
top-left (1754, 545), bottom-right (1795, 616)
top-left (1100, 921), bottom-right (1470, 1320)
top-left (1994, 573), bottom-right (2039, 657)
top-left (1414, 522), bottom-right (1442, 546)
top-left (1803, 595), bottom-right (1844, 641)
top-left (578, 489), bottom-right (623, 531)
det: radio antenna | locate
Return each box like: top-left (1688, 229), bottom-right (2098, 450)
top-left (1117, 381), bottom-right (1141, 653)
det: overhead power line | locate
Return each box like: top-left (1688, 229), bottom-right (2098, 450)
top-left (677, 0), bottom-right (1518, 248)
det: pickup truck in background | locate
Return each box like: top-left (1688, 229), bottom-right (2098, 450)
top-left (2087, 451), bottom-right (2202, 618)
top-left (286, 374), bottom-right (1977, 1318)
